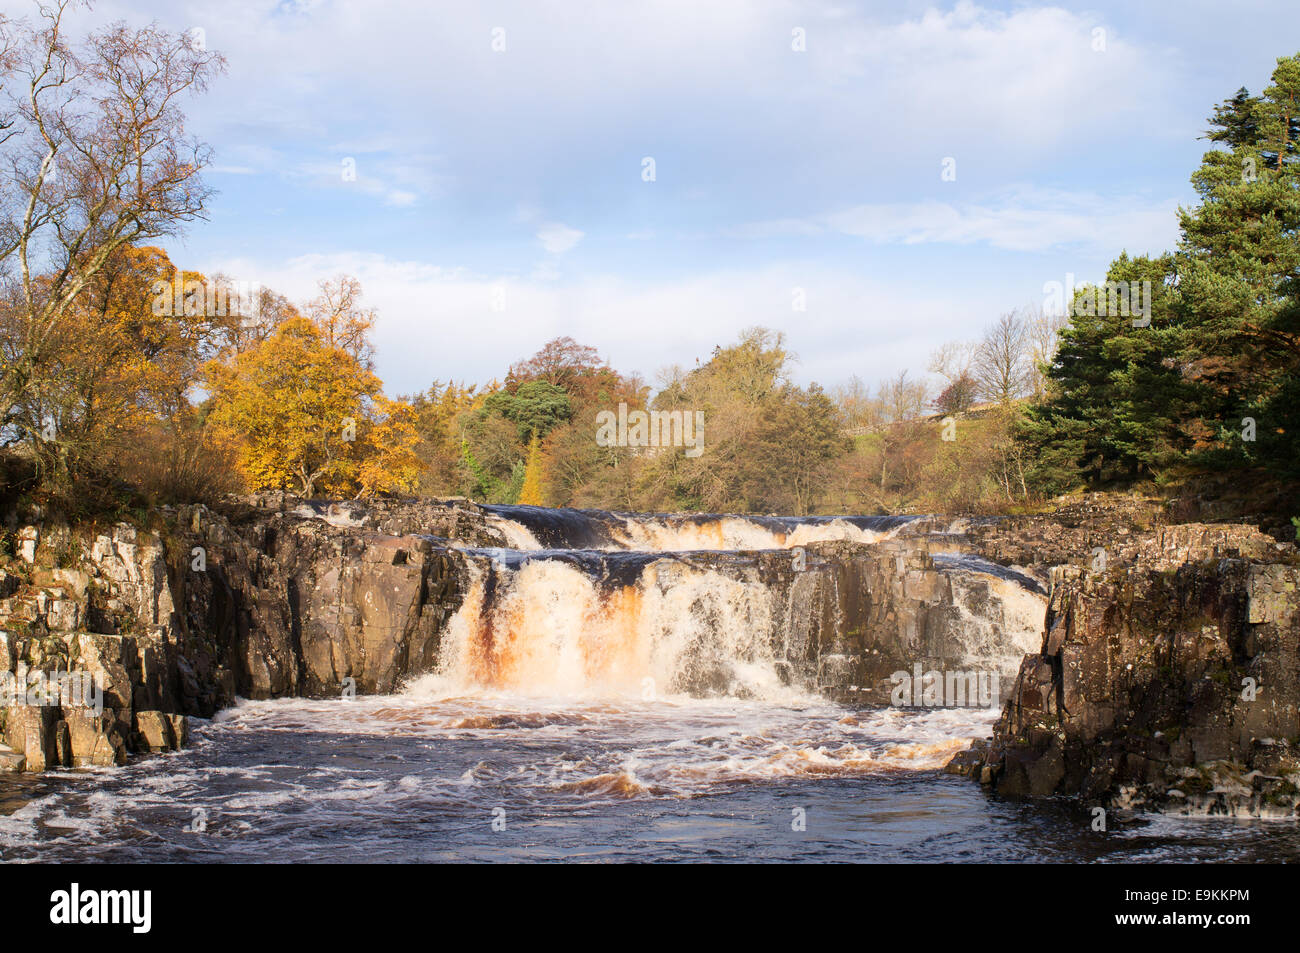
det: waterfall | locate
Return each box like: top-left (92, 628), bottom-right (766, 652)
top-left (432, 555), bottom-right (793, 700)
top-left (481, 504), bottom-right (923, 552)
top-left (419, 505), bottom-right (1046, 702)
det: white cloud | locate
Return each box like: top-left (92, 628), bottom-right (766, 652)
top-left (91, 0), bottom-right (1220, 404)
top-left (104, 0), bottom-right (1177, 201)
top-left (823, 2), bottom-right (1165, 146)
top-left (202, 250), bottom-right (1011, 399)
top-left (537, 223), bottom-right (584, 255)
top-left (735, 187), bottom-right (1181, 255)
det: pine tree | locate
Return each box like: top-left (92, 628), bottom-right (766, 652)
top-left (1179, 54), bottom-right (1300, 477)
top-left (1020, 53), bottom-right (1300, 492)
top-left (1020, 253), bottom-right (1189, 488)
top-left (1206, 87), bottom-right (1262, 151)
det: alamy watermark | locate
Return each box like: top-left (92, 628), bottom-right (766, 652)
top-left (151, 275), bottom-right (262, 319)
top-left (890, 664), bottom-right (999, 708)
top-left (595, 403), bottom-right (705, 458)
top-left (50, 883), bottom-right (150, 934)
top-left (1, 664), bottom-right (104, 713)
top-left (1043, 273), bottom-right (1152, 327)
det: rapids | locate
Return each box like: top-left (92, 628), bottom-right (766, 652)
top-left (7, 505), bottom-right (1288, 861)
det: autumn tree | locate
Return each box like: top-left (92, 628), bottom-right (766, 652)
top-left (933, 373), bottom-right (978, 415)
top-left (306, 275), bottom-right (375, 369)
top-left (218, 279), bottom-right (302, 354)
top-left (877, 369), bottom-right (929, 423)
top-left (830, 374), bottom-right (878, 430)
top-left (357, 395), bottom-right (423, 498)
top-left (516, 433), bottom-right (549, 506)
top-left (407, 381), bottom-right (477, 495)
top-left (0, 2), bottom-right (224, 484)
top-left (631, 328), bottom-right (846, 513)
top-left (206, 316), bottom-right (381, 497)
top-left (507, 336), bottom-right (610, 401)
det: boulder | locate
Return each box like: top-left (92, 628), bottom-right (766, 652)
top-left (133, 710), bottom-right (176, 752)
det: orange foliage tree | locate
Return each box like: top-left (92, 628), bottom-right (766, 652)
top-left (205, 316), bottom-right (381, 496)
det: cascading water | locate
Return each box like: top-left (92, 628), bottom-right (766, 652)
top-left (430, 553), bottom-right (792, 699)
top-left (4, 502), bottom-right (1280, 862)
top-left (417, 505), bottom-right (1046, 702)
top-left (481, 504), bottom-right (923, 552)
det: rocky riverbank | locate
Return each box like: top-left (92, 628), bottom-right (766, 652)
top-left (0, 491), bottom-right (1295, 823)
top-left (945, 513), bottom-right (1300, 818)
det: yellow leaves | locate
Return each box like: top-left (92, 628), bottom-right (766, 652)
top-left (38, 245), bottom-right (221, 457)
top-left (205, 315), bottom-right (422, 498)
top-left (358, 396), bottom-right (424, 498)
top-left (205, 316), bottom-right (381, 496)
top-left (516, 433), bottom-right (549, 506)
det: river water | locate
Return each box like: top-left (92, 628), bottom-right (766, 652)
top-left (1, 507), bottom-right (1297, 862)
top-left (3, 687), bottom-right (1298, 862)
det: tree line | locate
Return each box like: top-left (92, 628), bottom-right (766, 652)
top-left (0, 3), bottom-right (1293, 521)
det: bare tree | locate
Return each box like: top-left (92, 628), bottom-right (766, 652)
top-left (973, 310), bottom-right (1031, 404)
top-left (0, 1), bottom-right (224, 448)
top-left (927, 339), bottom-right (976, 386)
top-left (831, 373), bottom-right (878, 430)
top-left (306, 274), bottom-right (376, 368)
top-left (878, 369), bottom-right (929, 424)
top-left (1025, 303), bottom-right (1068, 398)
top-left (218, 279), bottom-right (302, 353)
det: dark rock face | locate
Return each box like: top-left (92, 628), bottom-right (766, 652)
top-left (174, 509), bottom-right (471, 698)
top-left (0, 500), bottom-right (485, 770)
top-left (9, 488), bottom-right (1290, 808)
top-left (763, 540), bottom-right (1041, 702)
top-left (948, 523), bottom-right (1300, 817)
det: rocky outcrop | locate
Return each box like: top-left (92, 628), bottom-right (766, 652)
top-left (0, 519), bottom-right (207, 771)
top-left (0, 495), bottom-right (1048, 770)
top-left (0, 496), bottom-right (510, 771)
top-left (767, 540), bottom-right (1043, 702)
top-left (947, 521), bottom-right (1300, 817)
top-left (5, 489), bottom-right (1293, 801)
top-left (176, 507), bottom-right (469, 697)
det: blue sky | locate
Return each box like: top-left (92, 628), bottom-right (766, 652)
top-left (20, 0), bottom-right (1300, 395)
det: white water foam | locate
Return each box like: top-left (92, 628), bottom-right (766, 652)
top-left (430, 557), bottom-right (802, 701)
top-left (483, 510), bottom-right (910, 553)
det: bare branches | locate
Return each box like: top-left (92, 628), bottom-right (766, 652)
top-left (306, 275), bottom-right (376, 368)
top-left (973, 309), bottom-right (1032, 405)
top-left (0, 0), bottom-right (224, 456)
top-left (1026, 304), bottom-right (1067, 397)
top-left (928, 339), bottom-right (976, 386)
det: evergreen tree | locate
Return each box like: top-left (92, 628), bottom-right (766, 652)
top-left (1020, 253), bottom-right (1189, 488)
top-left (1179, 54), bottom-right (1300, 477)
top-left (1021, 53), bottom-right (1300, 491)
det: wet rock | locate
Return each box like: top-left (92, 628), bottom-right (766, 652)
top-left (0, 742), bottom-right (24, 772)
top-left (957, 551), bottom-right (1300, 816)
top-left (64, 709), bottom-right (128, 767)
top-left (3, 706), bottom-right (59, 772)
top-left (133, 710), bottom-right (175, 752)
top-left (168, 713), bottom-right (190, 748)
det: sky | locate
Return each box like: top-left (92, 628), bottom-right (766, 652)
top-left (13, 0), bottom-right (1300, 396)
